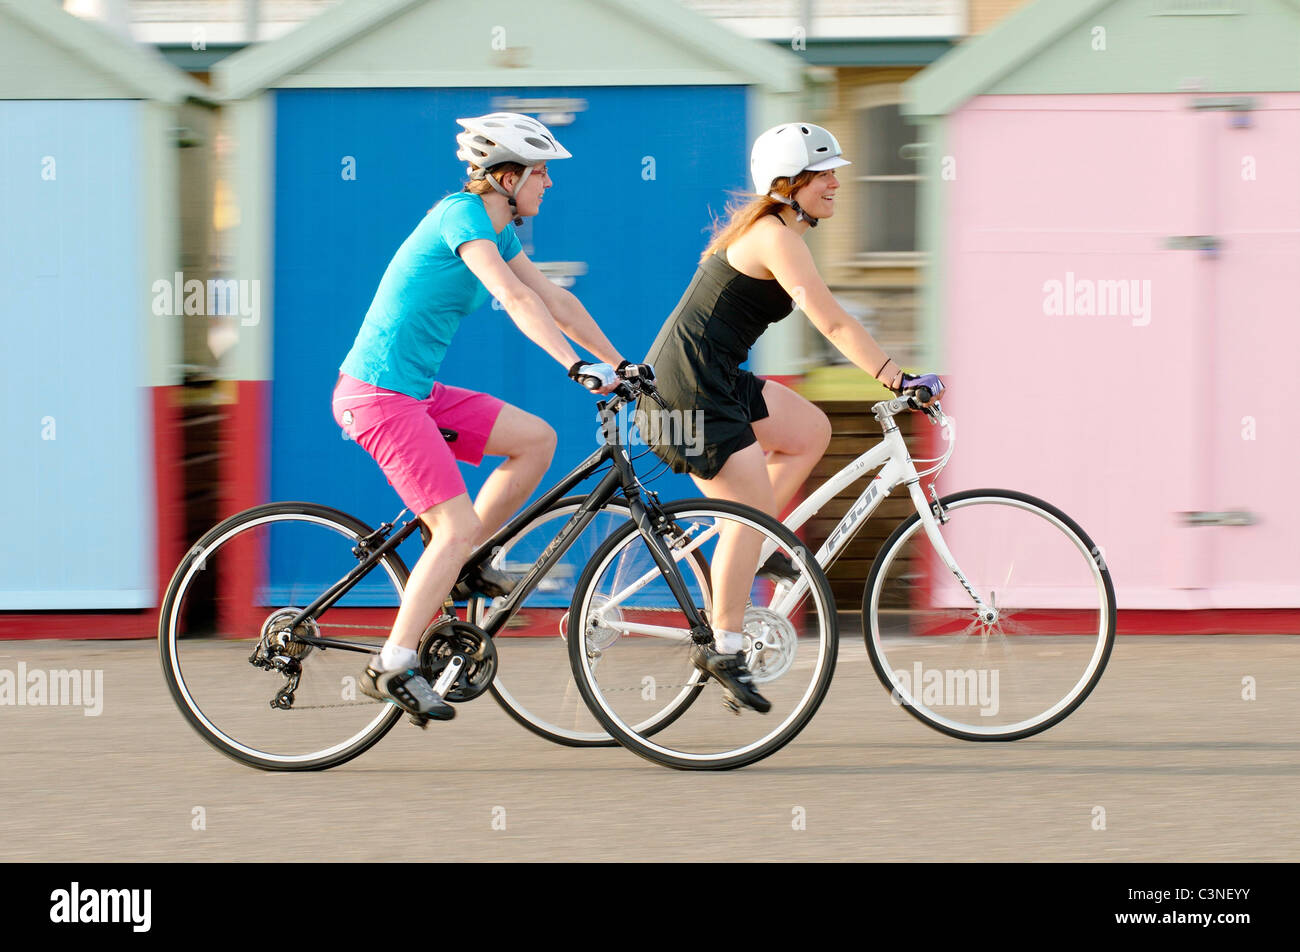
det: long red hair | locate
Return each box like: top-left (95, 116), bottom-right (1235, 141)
top-left (699, 168), bottom-right (819, 264)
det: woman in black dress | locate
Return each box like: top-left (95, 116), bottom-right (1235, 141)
top-left (641, 122), bottom-right (945, 712)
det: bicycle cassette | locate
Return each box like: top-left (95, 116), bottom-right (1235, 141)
top-left (417, 619), bottom-right (497, 702)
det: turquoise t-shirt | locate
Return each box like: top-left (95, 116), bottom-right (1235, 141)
top-left (340, 191), bottom-right (523, 398)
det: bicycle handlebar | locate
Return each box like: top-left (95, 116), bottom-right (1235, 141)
top-left (598, 373), bottom-right (664, 412)
top-left (879, 386), bottom-right (941, 419)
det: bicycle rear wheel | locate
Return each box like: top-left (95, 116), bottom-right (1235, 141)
top-left (568, 498), bottom-right (839, 770)
top-left (159, 503), bottom-right (406, 770)
top-left (863, 489), bottom-right (1116, 740)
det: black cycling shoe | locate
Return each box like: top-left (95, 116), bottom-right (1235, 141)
top-left (689, 644), bottom-right (771, 714)
top-left (758, 551), bottom-right (799, 584)
top-left (450, 563), bottom-right (519, 601)
top-left (359, 661), bottom-right (455, 720)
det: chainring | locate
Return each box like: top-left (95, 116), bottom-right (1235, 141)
top-left (417, 619), bottom-right (498, 702)
top-left (743, 606), bottom-right (797, 683)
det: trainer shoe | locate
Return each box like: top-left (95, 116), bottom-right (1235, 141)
top-left (689, 644), bottom-right (771, 714)
top-left (359, 660), bottom-right (455, 720)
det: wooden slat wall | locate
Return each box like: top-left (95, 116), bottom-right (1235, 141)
top-left (799, 401), bottom-right (921, 610)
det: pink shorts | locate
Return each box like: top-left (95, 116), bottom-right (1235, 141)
top-left (331, 373), bottom-right (506, 514)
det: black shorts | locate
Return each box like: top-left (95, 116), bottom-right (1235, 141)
top-left (636, 369), bottom-right (769, 480)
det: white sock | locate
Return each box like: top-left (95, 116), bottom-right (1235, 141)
top-left (378, 644), bottom-right (418, 672)
top-left (715, 629), bottom-right (746, 654)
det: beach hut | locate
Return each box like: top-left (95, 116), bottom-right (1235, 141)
top-left (905, 0), bottom-right (1300, 630)
top-left (0, 0), bottom-right (214, 636)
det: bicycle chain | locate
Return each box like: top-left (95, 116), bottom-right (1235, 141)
top-left (279, 700), bottom-right (384, 711)
top-left (597, 682), bottom-right (699, 694)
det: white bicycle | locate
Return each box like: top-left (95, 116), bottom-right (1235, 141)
top-left (780, 390), bottom-right (1115, 740)
top-left (476, 386), bottom-right (1115, 746)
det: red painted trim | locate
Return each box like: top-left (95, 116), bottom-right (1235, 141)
top-left (0, 611), bottom-right (153, 639)
top-left (1117, 610), bottom-right (1300, 635)
top-left (223, 379), bottom-right (271, 519)
top-left (221, 380), bottom-right (271, 636)
top-left (0, 386), bottom-right (186, 640)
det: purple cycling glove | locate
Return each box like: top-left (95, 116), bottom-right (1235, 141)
top-left (893, 372), bottom-right (945, 397)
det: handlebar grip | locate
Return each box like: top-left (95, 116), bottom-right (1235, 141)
top-left (909, 385), bottom-right (933, 407)
top-left (576, 374), bottom-right (602, 391)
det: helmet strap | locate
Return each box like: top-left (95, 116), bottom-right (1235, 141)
top-left (482, 165), bottom-right (533, 226)
top-left (768, 191), bottom-right (818, 228)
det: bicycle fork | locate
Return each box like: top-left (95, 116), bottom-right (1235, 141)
top-left (624, 490), bottom-right (715, 645)
top-left (904, 480), bottom-right (997, 626)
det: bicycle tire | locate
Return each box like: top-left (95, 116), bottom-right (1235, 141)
top-left (159, 502), bottom-right (407, 770)
top-left (862, 488), bottom-right (1116, 741)
top-left (568, 498), bottom-right (839, 770)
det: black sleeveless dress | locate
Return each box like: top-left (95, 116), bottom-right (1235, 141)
top-left (638, 247), bottom-right (794, 479)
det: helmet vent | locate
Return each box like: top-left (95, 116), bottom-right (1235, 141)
top-left (523, 136), bottom-right (552, 150)
top-left (800, 125), bottom-right (810, 134)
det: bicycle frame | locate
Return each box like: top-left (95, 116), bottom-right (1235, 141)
top-left (281, 392), bottom-right (714, 654)
top-left (588, 400), bottom-right (991, 639)
top-left (769, 403), bottom-right (992, 618)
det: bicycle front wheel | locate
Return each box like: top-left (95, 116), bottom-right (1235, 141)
top-left (159, 503), bottom-right (406, 770)
top-left (863, 489), bottom-right (1116, 741)
top-left (568, 498), bottom-right (839, 770)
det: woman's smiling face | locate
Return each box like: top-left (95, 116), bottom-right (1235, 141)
top-left (793, 169), bottom-right (839, 219)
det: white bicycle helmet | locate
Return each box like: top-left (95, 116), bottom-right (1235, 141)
top-left (750, 122), bottom-right (851, 226)
top-left (455, 112), bottom-right (571, 223)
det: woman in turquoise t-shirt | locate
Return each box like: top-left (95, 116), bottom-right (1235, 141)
top-left (333, 113), bottom-right (632, 720)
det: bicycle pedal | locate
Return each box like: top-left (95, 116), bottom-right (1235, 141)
top-left (721, 691), bottom-right (742, 716)
top-left (408, 712), bottom-right (430, 729)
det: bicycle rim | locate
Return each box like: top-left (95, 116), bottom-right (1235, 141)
top-left (159, 504), bottom-right (405, 770)
top-left (864, 489), bottom-right (1116, 741)
top-left (569, 499), bottom-right (839, 770)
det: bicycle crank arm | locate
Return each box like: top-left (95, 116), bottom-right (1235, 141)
top-left (431, 655), bottom-right (465, 697)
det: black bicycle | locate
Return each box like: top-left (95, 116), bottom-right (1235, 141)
top-left (159, 374), bottom-right (839, 771)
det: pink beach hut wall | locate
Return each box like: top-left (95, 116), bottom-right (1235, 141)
top-left (903, 0), bottom-right (1300, 631)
